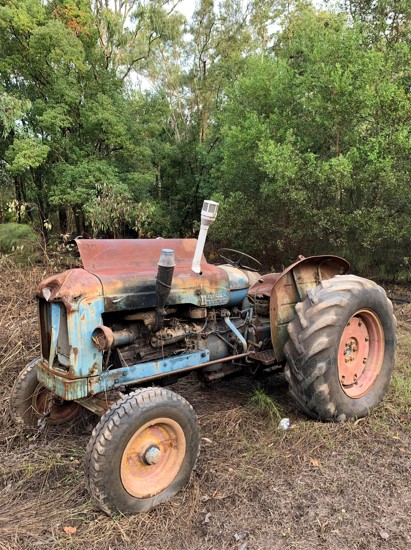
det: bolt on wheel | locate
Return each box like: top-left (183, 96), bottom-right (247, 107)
top-left (85, 387), bottom-right (200, 515)
top-left (284, 274), bottom-right (396, 421)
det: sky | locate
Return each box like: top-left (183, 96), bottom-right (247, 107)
top-left (175, 0), bottom-right (196, 21)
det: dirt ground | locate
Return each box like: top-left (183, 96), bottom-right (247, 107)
top-left (0, 260), bottom-right (410, 550)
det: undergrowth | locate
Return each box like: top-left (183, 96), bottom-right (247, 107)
top-left (248, 388), bottom-right (284, 424)
top-left (0, 222), bottom-right (42, 263)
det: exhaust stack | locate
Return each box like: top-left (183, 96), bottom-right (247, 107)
top-left (154, 249), bottom-right (175, 331)
top-left (192, 200), bottom-right (219, 274)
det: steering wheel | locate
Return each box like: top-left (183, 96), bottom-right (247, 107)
top-left (218, 248), bottom-right (262, 272)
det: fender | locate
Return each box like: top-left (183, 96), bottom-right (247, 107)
top-left (269, 255), bottom-right (350, 361)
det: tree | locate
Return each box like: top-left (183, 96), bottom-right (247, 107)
top-left (211, 6), bottom-right (411, 276)
top-left (0, 0), bottom-right (182, 237)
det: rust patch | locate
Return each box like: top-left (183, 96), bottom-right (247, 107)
top-left (91, 326), bottom-right (114, 350)
top-left (76, 238), bottom-right (230, 311)
top-left (270, 255), bottom-right (350, 361)
top-left (36, 359), bottom-right (88, 400)
top-left (37, 269), bottom-right (102, 309)
top-left (77, 238), bottom-right (204, 272)
top-left (248, 273), bottom-right (282, 298)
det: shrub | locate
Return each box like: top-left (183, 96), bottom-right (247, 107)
top-left (0, 223), bottom-right (41, 263)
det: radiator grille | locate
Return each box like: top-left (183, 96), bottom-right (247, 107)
top-left (38, 299), bottom-right (70, 366)
top-left (38, 298), bottom-right (51, 360)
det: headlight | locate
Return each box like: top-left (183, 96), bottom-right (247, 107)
top-left (42, 287), bottom-right (52, 301)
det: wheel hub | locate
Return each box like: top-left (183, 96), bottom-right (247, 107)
top-left (33, 387), bottom-right (80, 424)
top-left (143, 445), bottom-right (162, 465)
top-left (338, 310), bottom-right (384, 398)
top-left (120, 418), bottom-right (186, 499)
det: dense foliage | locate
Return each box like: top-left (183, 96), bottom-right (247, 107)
top-left (0, 0), bottom-right (410, 277)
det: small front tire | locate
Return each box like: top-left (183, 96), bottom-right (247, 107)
top-left (84, 387), bottom-right (200, 515)
top-left (10, 359), bottom-right (80, 428)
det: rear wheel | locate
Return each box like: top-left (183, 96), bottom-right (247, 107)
top-left (85, 387), bottom-right (200, 515)
top-left (9, 359), bottom-right (80, 428)
top-left (284, 275), bottom-right (396, 421)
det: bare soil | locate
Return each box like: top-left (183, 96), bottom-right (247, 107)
top-left (0, 260), bottom-right (410, 550)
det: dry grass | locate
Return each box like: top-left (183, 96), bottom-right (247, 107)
top-left (0, 259), bottom-right (410, 549)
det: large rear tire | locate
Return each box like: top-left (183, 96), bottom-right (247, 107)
top-left (85, 387), bottom-right (200, 515)
top-left (284, 275), bottom-right (396, 421)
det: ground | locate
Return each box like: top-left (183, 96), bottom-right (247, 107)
top-left (0, 260), bottom-right (410, 550)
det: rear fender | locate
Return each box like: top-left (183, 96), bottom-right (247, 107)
top-left (269, 255), bottom-right (349, 361)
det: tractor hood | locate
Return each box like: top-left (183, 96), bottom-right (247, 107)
top-left (75, 238), bottom-right (232, 311)
top-left (36, 268), bottom-right (103, 311)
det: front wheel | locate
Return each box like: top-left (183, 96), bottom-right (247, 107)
top-left (10, 359), bottom-right (81, 428)
top-left (284, 275), bottom-right (396, 421)
top-left (84, 387), bottom-right (200, 515)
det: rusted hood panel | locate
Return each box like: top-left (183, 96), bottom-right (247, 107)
top-left (76, 238), bottom-right (204, 272)
top-left (37, 269), bottom-right (102, 308)
top-left (76, 238), bottom-right (231, 310)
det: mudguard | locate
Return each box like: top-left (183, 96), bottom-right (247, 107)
top-left (269, 255), bottom-right (350, 361)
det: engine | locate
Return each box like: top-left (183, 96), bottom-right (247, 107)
top-left (34, 201), bottom-right (280, 400)
top-left (90, 298), bottom-right (271, 384)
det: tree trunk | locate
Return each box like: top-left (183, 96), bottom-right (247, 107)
top-left (74, 209), bottom-right (84, 236)
top-left (59, 208), bottom-right (68, 235)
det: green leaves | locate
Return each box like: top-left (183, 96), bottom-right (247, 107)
top-left (0, 1), bottom-right (410, 278)
top-left (0, 94), bottom-right (31, 137)
top-left (211, 5), bottom-right (411, 275)
top-left (5, 137), bottom-right (50, 175)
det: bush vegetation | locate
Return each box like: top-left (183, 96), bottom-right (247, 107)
top-left (0, 223), bottom-right (41, 263)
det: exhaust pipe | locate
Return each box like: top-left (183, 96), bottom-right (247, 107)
top-left (191, 200), bottom-right (219, 274)
top-left (154, 248), bottom-right (175, 331)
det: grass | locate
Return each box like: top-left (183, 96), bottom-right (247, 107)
top-left (248, 387), bottom-right (284, 424)
top-left (0, 223), bottom-right (42, 264)
top-left (391, 333), bottom-right (411, 411)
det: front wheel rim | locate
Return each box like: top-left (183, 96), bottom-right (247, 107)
top-left (32, 385), bottom-right (80, 423)
top-left (120, 417), bottom-right (186, 499)
top-left (338, 309), bottom-right (384, 398)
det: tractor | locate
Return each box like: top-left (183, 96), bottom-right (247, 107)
top-left (9, 200), bottom-right (396, 515)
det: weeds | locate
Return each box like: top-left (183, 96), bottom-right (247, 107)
top-left (248, 388), bottom-right (284, 424)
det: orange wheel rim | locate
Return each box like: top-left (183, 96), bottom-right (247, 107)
top-left (338, 310), bottom-right (384, 398)
top-left (120, 418), bottom-right (186, 499)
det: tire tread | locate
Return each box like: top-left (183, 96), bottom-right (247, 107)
top-left (85, 387), bottom-right (199, 515)
top-left (284, 275), bottom-right (396, 421)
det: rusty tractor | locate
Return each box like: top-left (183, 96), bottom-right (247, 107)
top-left (10, 200), bottom-right (396, 515)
